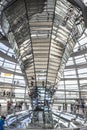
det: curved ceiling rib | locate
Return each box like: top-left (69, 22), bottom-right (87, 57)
top-left (0, 39), bottom-right (11, 48)
top-left (0, 82), bottom-right (25, 87)
top-left (0, 66), bottom-right (24, 76)
top-left (0, 50), bottom-right (17, 63)
top-left (65, 63), bottom-right (87, 69)
top-left (71, 48), bottom-right (87, 57)
top-left (61, 77), bottom-right (87, 80)
top-left (1, 0), bottom-right (85, 89)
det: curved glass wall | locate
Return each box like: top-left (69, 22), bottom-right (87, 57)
top-left (53, 28), bottom-right (87, 110)
top-left (0, 39), bottom-right (27, 109)
top-left (0, 42), bottom-right (25, 85)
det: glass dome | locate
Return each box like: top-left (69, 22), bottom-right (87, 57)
top-left (0, 0), bottom-right (87, 129)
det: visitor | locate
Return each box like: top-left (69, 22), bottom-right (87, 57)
top-left (0, 104), bottom-right (1, 115)
top-left (7, 101), bottom-right (12, 114)
top-left (71, 104), bottom-right (73, 113)
top-left (81, 99), bottom-right (85, 114)
top-left (0, 115), bottom-right (6, 130)
top-left (3, 91), bottom-right (5, 97)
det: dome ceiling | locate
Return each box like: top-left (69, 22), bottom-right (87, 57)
top-left (1, 0), bottom-right (86, 89)
top-left (0, 0), bottom-right (87, 103)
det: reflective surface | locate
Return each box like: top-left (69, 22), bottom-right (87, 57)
top-left (0, 0), bottom-right (87, 129)
top-left (1, 0), bottom-right (86, 128)
top-left (2, 0), bottom-right (85, 91)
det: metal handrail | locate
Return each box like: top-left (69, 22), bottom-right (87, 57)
top-left (5, 127), bottom-right (86, 130)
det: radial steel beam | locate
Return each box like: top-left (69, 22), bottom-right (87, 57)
top-left (65, 63), bottom-right (87, 69)
top-left (71, 48), bottom-right (87, 57)
top-left (0, 50), bottom-right (17, 63)
top-left (0, 66), bottom-right (24, 76)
